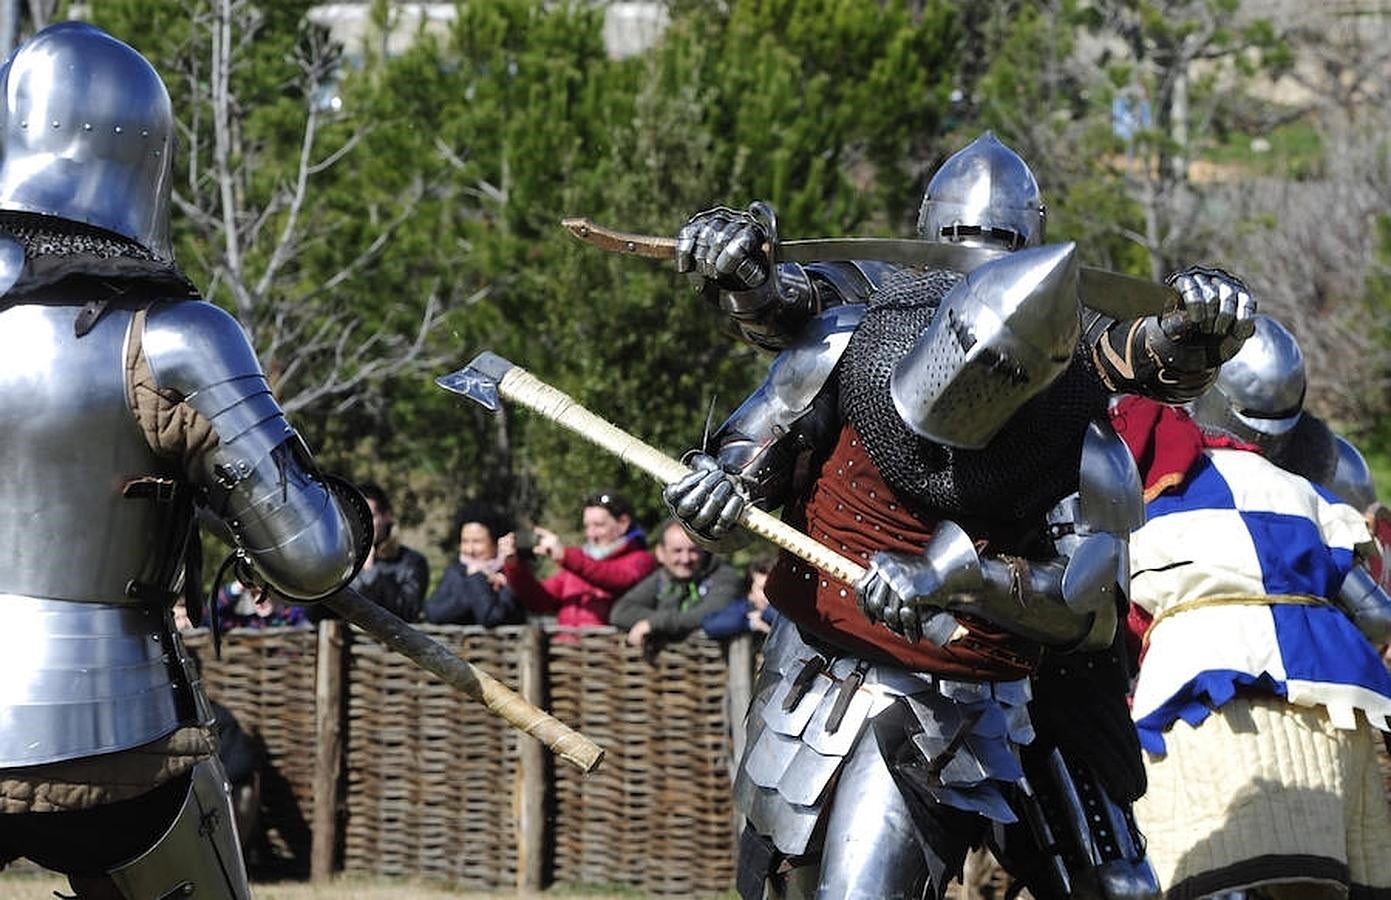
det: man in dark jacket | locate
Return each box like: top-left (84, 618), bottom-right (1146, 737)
top-left (351, 483), bottom-right (430, 622)
top-left (610, 519), bottom-right (744, 650)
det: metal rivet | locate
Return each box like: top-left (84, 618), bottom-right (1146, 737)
top-left (114, 125), bottom-right (123, 133)
top-left (83, 122), bottom-right (92, 131)
top-left (50, 120), bottom-right (59, 129)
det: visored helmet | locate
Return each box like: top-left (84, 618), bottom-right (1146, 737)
top-left (891, 242), bottom-right (1079, 449)
top-left (0, 22), bottom-right (175, 261)
top-left (1189, 314), bottom-right (1306, 453)
top-left (917, 131), bottom-right (1046, 251)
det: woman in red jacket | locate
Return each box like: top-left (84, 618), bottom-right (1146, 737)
top-left (500, 491), bottom-right (657, 629)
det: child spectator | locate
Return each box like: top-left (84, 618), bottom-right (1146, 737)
top-left (701, 554), bottom-right (781, 640)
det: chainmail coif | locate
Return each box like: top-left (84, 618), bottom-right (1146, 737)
top-left (840, 265), bottom-right (1107, 544)
top-left (0, 212), bottom-right (158, 262)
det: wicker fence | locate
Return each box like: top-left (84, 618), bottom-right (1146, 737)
top-left (186, 623), bottom-right (742, 896)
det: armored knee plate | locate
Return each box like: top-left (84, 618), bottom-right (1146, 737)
top-left (107, 757), bottom-right (252, 900)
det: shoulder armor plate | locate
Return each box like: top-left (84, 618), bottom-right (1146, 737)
top-left (761, 304), bottom-right (864, 414)
top-left (1079, 419), bottom-right (1145, 534)
top-left (1329, 436), bottom-right (1377, 511)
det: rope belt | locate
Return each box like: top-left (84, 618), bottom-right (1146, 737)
top-left (1143, 593), bottom-right (1330, 647)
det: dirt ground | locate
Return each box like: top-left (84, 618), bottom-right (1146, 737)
top-left (0, 872), bottom-right (647, 899)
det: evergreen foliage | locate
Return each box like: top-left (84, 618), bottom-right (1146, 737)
top-left (77, 0), bottom-right (1390, 545)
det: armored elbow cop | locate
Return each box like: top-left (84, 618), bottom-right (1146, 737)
top-left (143, 301), bottom-right (367, 601)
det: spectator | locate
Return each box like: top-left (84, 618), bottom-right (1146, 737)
top-left (501, 490), bottom-right (656, 628)
top-left (351, 482), bottom-right (430, 622)
top-left (424, 504), bottom-right (524, 626)
top-left (611, 518), bottom-right (744, 650)
top-left (700, 554), bottom-right (782, 640)
top-left (215, 579), bottom-right (311, 631)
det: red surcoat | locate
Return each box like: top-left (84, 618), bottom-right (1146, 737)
top-left (766, 425), bottom-right (1041, 681)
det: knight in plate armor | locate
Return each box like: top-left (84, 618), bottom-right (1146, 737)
top-left (666, 132), bottom-right (1256, 899)
top-left (1116, 372), bottom-right (1391, 896)
top-left (1186, 308), bottom-right (1391, 633)
top-left (0, 22), bottom-right (365, 899)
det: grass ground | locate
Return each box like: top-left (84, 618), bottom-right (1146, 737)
top-left (0, 872), bottom-right (649, 899)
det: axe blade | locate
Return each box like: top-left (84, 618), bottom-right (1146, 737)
top-left (436, 351), bottom-right (516, 411)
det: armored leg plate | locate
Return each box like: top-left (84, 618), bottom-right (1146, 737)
top-left (107, 756), bottom-right (251, 900)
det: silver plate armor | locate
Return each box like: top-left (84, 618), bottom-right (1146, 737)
top-left (108, 757), bottom-right (252, 900)
top-left (860, 419), bottom-right (1138, 652)
top-left (1329, 435), bottom-right (1377, 511)
top-left (1337, 564), bottom-right (1391, 645)
top-left (0, 598), bottom-right (194, 767)
top-left (917, 131), bottom-right (1046, 250)
top-left (1188, 313), bottom-right (1303, 454)
top-left (143, 300), bottom-right (357, 600)
top-left (736, 619), bottom-right (1033, 895)
top-left (0, 305), bottom-right (195, 766)
top-left (890, 242), bottom-right (1080, 449)
top-left (0, 22), bottom-right (175, 261)
top-left (708, 305), bottom-right (863, 497)
top-left (0, 305), bottom-right (183, 604)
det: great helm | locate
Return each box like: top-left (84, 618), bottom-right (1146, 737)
top-left (1189, 313), bottom-right (1306, 453)
top-left (917, 131), bottom-right (1046, 251)
top-left (0, 22), bottom-right (175, 261)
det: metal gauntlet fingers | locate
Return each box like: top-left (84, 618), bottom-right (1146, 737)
top-left (665, 451), bottom-right (749, 542)
top-left (676, 206), bottom-right (769, 291)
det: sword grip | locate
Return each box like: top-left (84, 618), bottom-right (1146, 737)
top-left (323, 587), bottom-right (605, 773)
top-left (496, 366), bottom-right (869, 587)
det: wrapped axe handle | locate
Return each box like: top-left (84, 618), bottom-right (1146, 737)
top-left (477, 359), bottom-right (868, 586)
top-left (323, 586), bottom-right (604, 773)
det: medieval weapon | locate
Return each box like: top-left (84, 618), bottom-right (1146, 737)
top-left (321, 585), bottom-right (604, 773)
top-left (560, 215), bottom-right (1180, 321)
top-left (437, 352), bottom-right (869, 587)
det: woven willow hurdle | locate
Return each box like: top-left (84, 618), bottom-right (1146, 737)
top-left (192, 623), bottom-right (742, 895)
top-left (547, 628), bottom-right (737, 895)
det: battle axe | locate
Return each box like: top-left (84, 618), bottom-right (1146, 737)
top-left (437, 352), bottom-right (869, 587)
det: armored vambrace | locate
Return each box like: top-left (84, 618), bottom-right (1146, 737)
top-left (858, 520), bottom-right (1122, 651)
top-left (665, 307), bottom-right (860, 544)
top-left (859, 420), bottom-right (1143, 651)
top-left (1338, 563), bottom-right (1391, 645)
top-left (142, 301), bottom-right (358, 601)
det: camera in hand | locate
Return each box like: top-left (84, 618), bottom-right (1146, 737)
top-left (514, 524), bottom-right (537, 561)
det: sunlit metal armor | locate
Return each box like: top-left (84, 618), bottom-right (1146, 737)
top-left (667, 132), bottom-right (1261, 899)
top-left (0, 22), bottom-right (359, 900)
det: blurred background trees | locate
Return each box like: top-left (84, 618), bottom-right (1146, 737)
top-left (10, 0), bottom-right (1387, 557)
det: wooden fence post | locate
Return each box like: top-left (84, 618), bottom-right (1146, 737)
top-left (311, 618), bottom-right (345, 882)
top-left (516, 624), bottom-right (548, 891)
top-left (726, 633), bottom-right (755, 847)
